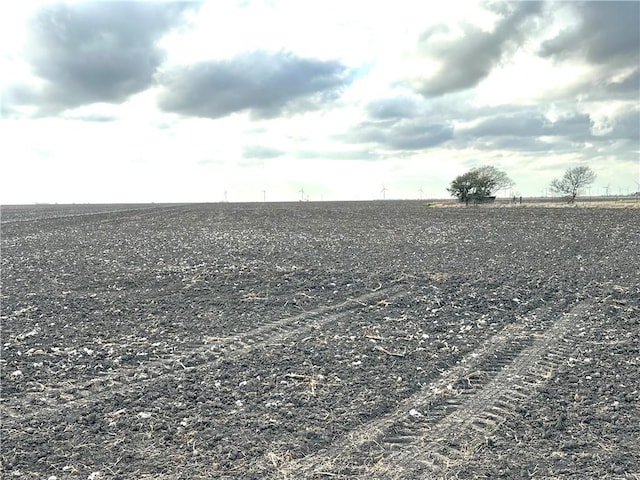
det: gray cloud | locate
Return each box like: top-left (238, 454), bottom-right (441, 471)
top-left (606, 69), bottom-right (640, 96)
top-left (15, 1), bottom-right (196, 115)
top-left (464, 111), bottom-right (592, 139)
top-left (345, 118), bottom-right (454, 151)
top-left (348, 86), bottom-right (637, 157)
top-left (414, 1), bottom-right (544, 96)
top-left (365, 96), bottom-right (419, 119)
top-left (243, 145), bottom-right (285, 159)
top-left (2, 83), bottom-right (39, 115)
top-left (605, 109), bottom-right (640, 141)
top-left (157, 51), bottom-right (351, 119)
top-left (535, 3), bottom-right (640, 105)
top-left (64, 113), bottom-right (119, 123)
top-left (540, 2), bottom-right (640, 65)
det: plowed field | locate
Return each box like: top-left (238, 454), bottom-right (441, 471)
top-left (2, 202), bottom-right (638, 479)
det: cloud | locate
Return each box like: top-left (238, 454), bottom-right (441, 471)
top-left (605, 69), bottom-right (640, 97)
top-left (2, 83), bottom-right (40, 116)
top-left (463, 111), bottom-right (592, 140)
top-left (243, 145), bottom-right (285, 159)
top-left (15, 1), bottom-right (196, 115)
top-left (295, 149), bottom-right (381, 161)
top-left (413, 1), bottom-right (544, 96)
top-left (365, 96), bottom-right (419, 119)
top-left (157, 51), bottom-right (351, 119)
top-left (348, 88), bottom-right (637, 156)
top-left (605, 108), bottom-right (640, 141)
top-left (345, 118), bottom-right (454, 151)
top-left (540, 2), bottom-right (640, 66)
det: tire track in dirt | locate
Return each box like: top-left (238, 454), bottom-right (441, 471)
top-left (2, 285), bottom-right (406, 422)
top-left (278, 299), bottom-right (593, 479)
top-left (383, 300), bottom-right (593, 479)
top-left (0, 205), bottom-right (173, 225)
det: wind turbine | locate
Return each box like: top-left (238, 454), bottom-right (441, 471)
top-left (262, 190), bottom-right (266, 202)
top-left (381, 185), bottom-right (387, 200)
top-left (603, 185), bottom-right (610, 197)
top-left (419, 187), bottom-right (424, 200)
top-left (299, 187), bottom-right (305, 202)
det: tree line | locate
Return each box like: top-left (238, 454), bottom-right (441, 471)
top-left (448, 165), bottom-right (597, 204)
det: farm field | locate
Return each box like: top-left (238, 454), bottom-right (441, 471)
top-left (1, 201), bottom-right (639, 479)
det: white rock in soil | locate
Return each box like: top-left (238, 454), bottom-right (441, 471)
top-left (409, 409), bottom-right (423, 418)
top-left (137, 412), bottom-right (152, 419)
top-left (16, 328), bottom-right (39, 340)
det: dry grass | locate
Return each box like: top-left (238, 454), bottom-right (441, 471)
top-left (426, 198), bottom-right (640, 209)
top-left (520, 199), bottom-right (640, 209)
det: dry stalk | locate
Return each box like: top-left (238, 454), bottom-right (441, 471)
top-left (365, 334), bottom-right (384, 341)
top-left (203, 335), bottom-right (237, 344)
top-left (374, 345), bottom-right (406, 357)
top-left (295, 292), bottom-right (317, 299)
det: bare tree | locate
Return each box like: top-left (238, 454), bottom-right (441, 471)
top-left (550, 166), bottom-right (596, 203)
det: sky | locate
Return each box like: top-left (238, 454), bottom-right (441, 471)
top-left (1, 0), bottom-right (639, 204)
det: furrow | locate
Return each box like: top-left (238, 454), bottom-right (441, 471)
top-left (2, 285), bottom-right (405, 422)
top-left (377, 299), bottom-right (594, 477)
top-left (277, 307), bottom-right (554, 478)
top-left (280, 301), bottom-right (593, 479)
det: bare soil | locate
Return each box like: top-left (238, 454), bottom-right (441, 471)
top-left (1, 202), bottom-right (638, 479)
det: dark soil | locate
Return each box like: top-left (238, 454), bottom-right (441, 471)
top-left (1, 202), bottom-right (638, 479)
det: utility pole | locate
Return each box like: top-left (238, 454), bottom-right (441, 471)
top-left (419, 187), bottom-right (424, 200)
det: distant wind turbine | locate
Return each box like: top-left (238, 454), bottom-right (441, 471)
top-left (381, 185), bottom-right (387, 200)
top-left (419, 187), bottom-right (424, 200)
top-left (262, 190), bottom-right (266, 202)
top-left (603, 185), bottom-right (610, 197)
top-left (299, 187), bottom-right (305, 201)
